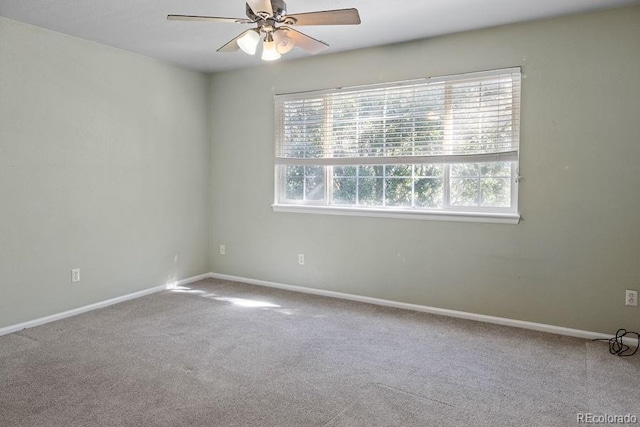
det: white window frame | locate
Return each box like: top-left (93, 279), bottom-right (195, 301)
top-left (273, 68), bottom-right (521, 224)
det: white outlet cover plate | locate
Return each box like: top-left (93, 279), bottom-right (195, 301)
top-left (626, 290), bottom-right (638, 306)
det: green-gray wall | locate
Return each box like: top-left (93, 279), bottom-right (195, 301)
top-left (0, 18), bottom-right (210, 329)
top-left (2, 7), bottom-right (639, 335)
top-left (209, 6), bottom-right (640, 334)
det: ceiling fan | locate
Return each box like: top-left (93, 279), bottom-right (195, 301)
top-left (168, 0), bottom-right (361, 61)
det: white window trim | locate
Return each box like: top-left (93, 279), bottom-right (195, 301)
top-left (273, 67), bottom-right (521, 223)
top-left (271, 204), bottom-right (520, 224)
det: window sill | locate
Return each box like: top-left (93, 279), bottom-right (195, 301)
top-left (272, 204), bottom-right (520, 224)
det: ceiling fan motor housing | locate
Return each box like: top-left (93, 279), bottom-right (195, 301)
top-left (246, 0), bottom-right (287, 22)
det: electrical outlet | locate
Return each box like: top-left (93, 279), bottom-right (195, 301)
top-left (219, 244), bottom-right (226, 255)
top-left (71, 269), bottom-right (80, 283)
top-left (626, 290), bottom-right (638, 307)
top-left (298, 253), bottom-right (305, 265)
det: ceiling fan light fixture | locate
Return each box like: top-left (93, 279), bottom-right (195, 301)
top-left (237, 30), bottom-right (260, 55)
top-left (273, 30), bottom-right (294, 54)
top-left (169, 3), bottom-right (360, 60)
top-left (261, 33), bottom-right (281, 61)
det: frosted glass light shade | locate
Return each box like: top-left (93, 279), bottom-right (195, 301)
top-left (238, 31), bottom-right (260, 55)
top-left (261, 39), bottom-right (281, 61)
top-left (273, 30), bottom-right (294, 54)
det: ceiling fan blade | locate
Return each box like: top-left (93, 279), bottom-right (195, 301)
top-left (167, 15), bottom-right (253, 24)
top-left (217, 30), bottom-right (255, 52)
top-left (280, 27), bottom-right (329, 55)
top-left (246, 0), bottom-right (273, 17)
top-left (283, 9), bottom-right (361, 26)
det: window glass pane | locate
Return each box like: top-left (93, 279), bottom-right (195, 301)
top-left (450, 178), bottom-right (480, 206)
top-left (359, 165), bottom-right (383, 177)
top-left (415, 164), bottom-right (443, 177)
top-left (480, 178), bottom-right (510, 207)
top-left (358, 177), bottom-right (384, 205)
top-left (385, 178), bottom-right (412, 207)
top-left (333, 166), bottom-right (357, 177)
top-left (333, 178), bottom-right (357, 205)
top-left (386, 165), bottom-right (411, 177)
top-left (415, 178), bottom-right (443, 208)
top-left (286, 165), bottom-right (304, 178)
top-left (305, 174), bottom-right (324, 200)
top-left (305, 166), bottom-right (323, 177)
top-left (285, 178), bottom-right (303, 200)
top-left (451, 163), bottom-right (479, 177)
top-left (284, 166), bottom-right (304, 200)
top-left (285, 162), bottom-right (512, 210)
top-left (480, 162), bottom-right (511, 177)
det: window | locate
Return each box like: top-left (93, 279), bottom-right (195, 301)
top-left (273, 68), bottom-right (521, 223)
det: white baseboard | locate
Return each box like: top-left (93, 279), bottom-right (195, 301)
top-left (0, 273), bottom-right (210, 337)
top-left (3, 271), bottom-right (635, 350)
top-left (208, 272), bottom-right (636, 346)
top-left (168, 273), bottom-right (212, 289)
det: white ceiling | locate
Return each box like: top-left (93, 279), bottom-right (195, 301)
top-left (1, 0), bottom-right (639, 72)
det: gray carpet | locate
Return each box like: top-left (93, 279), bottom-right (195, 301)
top-left (1, 278), bottom-right (639, 426)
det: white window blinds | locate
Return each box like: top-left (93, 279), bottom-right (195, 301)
top-left (275, 68), bottom-right (521, 166)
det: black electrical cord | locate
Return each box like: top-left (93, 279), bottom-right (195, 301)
top-left (593, 329), bottom-right (639, 357)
